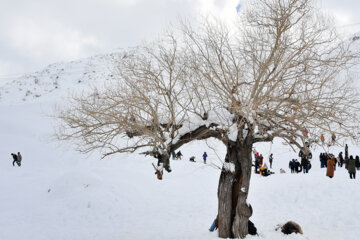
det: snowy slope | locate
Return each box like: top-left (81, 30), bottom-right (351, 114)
top-left (0, 52), bottom-right (122, 105)
top-left (1, 56), bottom-right (360, 240)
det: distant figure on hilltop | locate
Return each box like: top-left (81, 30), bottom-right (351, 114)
top-left (11, 152), bottom-right (22, 167)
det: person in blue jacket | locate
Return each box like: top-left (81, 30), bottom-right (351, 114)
top-left (203, 152), bottom-right (208, 164)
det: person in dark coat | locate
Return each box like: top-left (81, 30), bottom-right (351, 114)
top-left (338, 152), bottom-right (344, 167)
top-left (289, 159), bottom-right (294, 173)
top-left (320, 153), bottom-right (324, 168)
top-left (269, 153), bottom-right (273, 169)
top-left (355, 155), bottom-right (360, 170)
top-left (203, 152), bottom-right (208, 164)
top-left (294, 159), bottom-right (301, 173)
top-left (189, 156), bottom-right (196, 162)
top-left (301, 157), bottom-right (309, 174)
top-left (299, 149), bottom-right (311, 174)
top-left (11, 153), bottom-right (19, 167)
top-left (175, 151), bottom-right (183, 160)
top-left (171, 151), bottom-right (176, 160)
top-left (255, 158), bottom-right (260, 174)
top-left (345, 144), bottom-right (349, 159)
top-left (348, 155), bottom-right (356, 179)
top-left (17, 152), bottom-right (22, 166)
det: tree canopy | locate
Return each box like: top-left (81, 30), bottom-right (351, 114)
top-left (56, 0), bottom-right (360, 161)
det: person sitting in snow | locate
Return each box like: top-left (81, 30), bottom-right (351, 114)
top-left (189, 156), bottom-right (196, 162)
top-left (203, 152), bottom-right (208, 164)
top-left (260, 164), bottom-right (273, 177)
top-left (175, 150), bottom-right (183, 160)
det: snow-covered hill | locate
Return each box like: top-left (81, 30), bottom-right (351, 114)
top-left (0, 52), bottom-right (122, 105)
top-left (1, 55), bottom-right (360, 240)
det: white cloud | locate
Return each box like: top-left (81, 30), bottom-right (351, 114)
top-left (99, 0), bottom-right (139, 6)
top-left (5, 16), bottom-right (101, 62)
top-left (0, 0), bottom-right (359, 78)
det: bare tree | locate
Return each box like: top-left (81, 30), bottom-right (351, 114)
top-left (55, 0), bottom-right (360, 238)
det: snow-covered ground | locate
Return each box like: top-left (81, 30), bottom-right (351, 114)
top-left (1, 58), bottom-right (360, 240)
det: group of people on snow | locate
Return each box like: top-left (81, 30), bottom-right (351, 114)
top-left (322, 144), bottom-right (360, 179)
top-left (253, 149), bottom-right (274, 177)
top-left (171, 150), bottom-right (208, 164)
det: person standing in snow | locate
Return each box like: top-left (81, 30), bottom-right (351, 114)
top-left (289, 159), bottom-right (295, 173)
top-left (299, 149), bottom-right (311, 174)
top-left (319, 153), bottom-right (324, 168)
top-left (338, 152), bottom-right (344, 168)
top-left (171, 151), bottom-right (176, 160)
top-left (259, 154), bottom-right (263, 167)
top-left (255, 158), bottom-right (260, 174)
top-left (348, 155), bottom-right (356, 179)
top-left (17, 152), bottom-right (22, 166)
top-left (355, 155), bottom-right (360, 170)
top-left (202, 152), bottom-right (208, 164)
top-left (326, 156), bottom-right (335, 178)
top-left (269, 153), bottom-right (273, 169)
top-left (345, 144), bottom-right (349, 159)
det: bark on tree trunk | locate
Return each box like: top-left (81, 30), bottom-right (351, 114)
top-left (217, 141), bottom-right (253, 239)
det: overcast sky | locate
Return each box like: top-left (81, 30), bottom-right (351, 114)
top-left (0, 0), bottom-right (360, 81)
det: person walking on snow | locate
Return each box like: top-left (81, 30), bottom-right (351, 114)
top-left (269, 153), bottom-right (273, 169)
top-left (203, 152), bottom-right (208, 164)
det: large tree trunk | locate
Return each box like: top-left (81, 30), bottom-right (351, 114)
top-left (217, 140), bottom-right (253, 239)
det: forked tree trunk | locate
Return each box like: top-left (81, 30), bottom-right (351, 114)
top-left (217, 140), bottom-right (253, 239)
